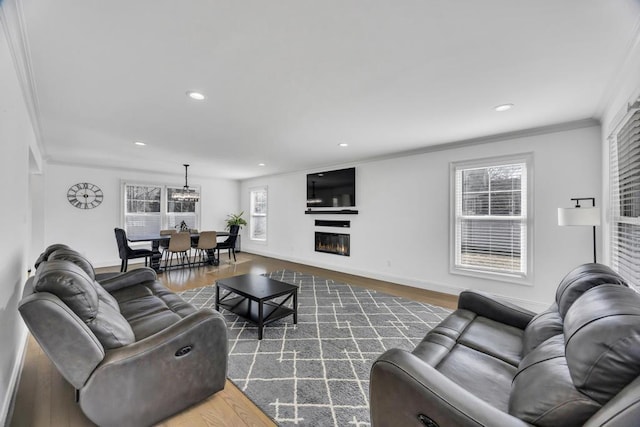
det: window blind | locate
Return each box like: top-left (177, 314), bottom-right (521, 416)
top-left (454, 162), bottom-right (527, 276)
top-left (610, 109), bottom-right (640, 290)
top-left (124, 184), bottom-right (162, 239)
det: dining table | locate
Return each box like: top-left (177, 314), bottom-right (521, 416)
top-left (128, 231), bottom-right (230, 271)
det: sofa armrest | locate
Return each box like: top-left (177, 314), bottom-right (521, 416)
top-left (458, 290), bottom-right (535, 330)
top-left (79, 308), bottom-right (228, 427)
top-left (370, 348), bottom-right (532, 427)
top-left (98, 267), bottom-right (158, 292)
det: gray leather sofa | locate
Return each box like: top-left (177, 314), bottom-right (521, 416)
top-left (370, 264), bottom-right (640, 427)
top-left (19, 244), bottom-right (228, 427)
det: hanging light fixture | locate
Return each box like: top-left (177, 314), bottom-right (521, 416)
top-left (172, 164), bottom-right (200, 202)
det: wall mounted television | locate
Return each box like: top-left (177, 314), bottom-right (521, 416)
top-left (306, 167), bottom-right (356, 208)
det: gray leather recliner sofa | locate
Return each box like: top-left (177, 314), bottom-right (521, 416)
top-left (370, 264), bottom-right (640, 427)
top-left (19, 244), bottom-right (228, 427)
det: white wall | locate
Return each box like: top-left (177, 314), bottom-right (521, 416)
top-left (240, 124), bottom-right (602, 311)
top-left (0, 12), bottom-right (39, 424)
top-left (41, 163), bottom-right (240, 267)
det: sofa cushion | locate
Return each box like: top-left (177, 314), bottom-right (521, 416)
top-left (422, 309), bottom-right (523, 367)
top-left (509, 335), bottom-right (601, 427)
top-left (522, 303), bottom-right (563, 355)
top-left (564, 284), bottom-right (640, 404)
top-left (436, 344), bottom-right (517, 412)
top-left (47, 249), bottom-right (121, 313)
top-left (555, 263), bottom-right (627, 317)
top-left (111, 281), bottom-right (197, 340)
top-left (34, 260), bottom-right (134, 349)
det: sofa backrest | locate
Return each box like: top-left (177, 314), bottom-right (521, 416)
top-left (555, 263), bottom-right (627, 317)
top-left (30, 260), bottom-right (135, 349)
top-left (510, 284), bottom-right (640, 427)
top-left (33, 243), bottom-right (72, 269)
top-left (522, 263), bottom-right (628, 355)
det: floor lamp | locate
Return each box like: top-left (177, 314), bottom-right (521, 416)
top-left (557, 197), bottom-right (601, 263)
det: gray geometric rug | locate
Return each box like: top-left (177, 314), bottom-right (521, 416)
top-left (179, 270), bottom-right (451, 426)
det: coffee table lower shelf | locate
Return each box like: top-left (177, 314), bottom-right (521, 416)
top-left (218, 296), bottom-right (295, 326)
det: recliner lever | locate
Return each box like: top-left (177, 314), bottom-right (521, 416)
top-left (175, 345), bottom-right (193, 357)
top-left (418, 414), bottom-right (439, 427)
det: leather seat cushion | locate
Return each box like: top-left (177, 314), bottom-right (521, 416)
top-left (112, 282), bottom-right (197, 340)
top-left (435, 344), bottom-right (517, 412)
top-left (420, 309), bottom-right (523, 367)
top-left (457, 316), bottom-right (523, 366)
top-left (564, 285), bottom-right (640, 404)
top-left (509, 335), bottom-right (601, 427)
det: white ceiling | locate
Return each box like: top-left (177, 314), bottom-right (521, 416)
top-left (18, 0), bottom-right (640, 180)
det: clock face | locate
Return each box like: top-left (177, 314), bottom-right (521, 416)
top-left (67, 182), bottom-right (104, 209)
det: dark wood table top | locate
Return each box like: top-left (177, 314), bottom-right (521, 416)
top-left (216, 274), bottom-right (298, 301)
top-left (128, 231), bottom-right (230, 242)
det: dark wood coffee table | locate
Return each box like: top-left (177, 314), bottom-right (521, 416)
top-left (215, 274), bottom-right (298, 340)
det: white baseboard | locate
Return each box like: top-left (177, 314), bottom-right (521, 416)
top-left (244, 248), bottom-right (549, 313)
top-left (1, 325), bottom-right (28, 427)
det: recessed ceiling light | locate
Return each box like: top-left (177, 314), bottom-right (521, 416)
top-left (258, 163), bottom-right (266, 167)
top-left (338, 143), bottom-right (349, 147)
top-left (134, 141), bottom-right (146, 146)
top-left (186, 91), bottom-right (206, 101)
top-left (494, 103), bottom-right (514, 112)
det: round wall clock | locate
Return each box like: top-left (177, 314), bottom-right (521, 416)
top-left (67, 182), bottom-right (104, 209)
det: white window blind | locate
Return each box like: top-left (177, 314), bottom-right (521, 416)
top-left (453, 159), bottom-right (529, 278)
top-left (609, 109), bottom-right (640, 290)
top-left (250, 187), bottom-right (267, 241)
top-left (124, 184), bottom-right (162, 239)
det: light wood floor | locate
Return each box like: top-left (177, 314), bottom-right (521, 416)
top-left (10, 252), bottom-right (458, 427)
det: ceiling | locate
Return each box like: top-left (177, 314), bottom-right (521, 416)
top-left (17, 1), bottom-right (640, 180)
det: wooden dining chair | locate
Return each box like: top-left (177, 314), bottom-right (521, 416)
top-left (193, 231), bottom-right (217, 266)
top-left (164, 231), bottom-right (192, 269)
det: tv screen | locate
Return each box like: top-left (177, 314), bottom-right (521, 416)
top-left (306, 167), bottom-right (356, 208)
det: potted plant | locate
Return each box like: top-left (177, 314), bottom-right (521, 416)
top-left (225, 212), bottom-right (247, 252)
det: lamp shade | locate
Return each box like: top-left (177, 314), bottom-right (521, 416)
top-left (558, 207), bottom-right (601, 226)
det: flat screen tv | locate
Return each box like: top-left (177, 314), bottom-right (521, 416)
top-left (306, 167), bottom-right (356, 208)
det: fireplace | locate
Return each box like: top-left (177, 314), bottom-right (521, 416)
top-left (315, 232), bottom-right (350, 256)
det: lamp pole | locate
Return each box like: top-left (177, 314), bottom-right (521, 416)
top-left (571, 197), bottom-right (597, 263)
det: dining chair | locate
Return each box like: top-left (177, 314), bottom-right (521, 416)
top-left (114, 228), bottom-right (155, 272)
top-left (164, 231), bottom-right (192, 269)
top-left (159, 229), bottom-right (176, 257)
top-left (193, 231), bottom-right (217, 266)
top-left (215, 225), bottom-right (239, 262)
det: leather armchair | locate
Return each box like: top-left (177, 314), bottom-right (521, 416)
top-left (370, 264), bottom-right (640, 427)
top-left (20, 245), bottom-right (228, 427)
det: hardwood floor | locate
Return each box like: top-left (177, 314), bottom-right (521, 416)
top-left (10, 252), bottom-right (457, 427)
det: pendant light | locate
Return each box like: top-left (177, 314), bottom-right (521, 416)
top-left (172, 164), bottom-right (200, 202)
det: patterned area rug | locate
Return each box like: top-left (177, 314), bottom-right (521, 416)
top-left (179, 270), bottom-right (451, 426)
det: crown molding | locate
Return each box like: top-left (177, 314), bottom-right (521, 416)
top-left (0, 0), bottom-right (45, 157)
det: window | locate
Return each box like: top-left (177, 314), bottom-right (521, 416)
top-left (451, 155), bottom-right (531, 280)
top-left (166, 187), bottom-right (198, 230)
top-left (123, 183), bottom-right (199, 239)
top-left (124, 184), bottom-right (162, 239)
top-left (250, 187), bottom-right (267, 241)
top-left (609, 109), bottom-right (640, 290)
